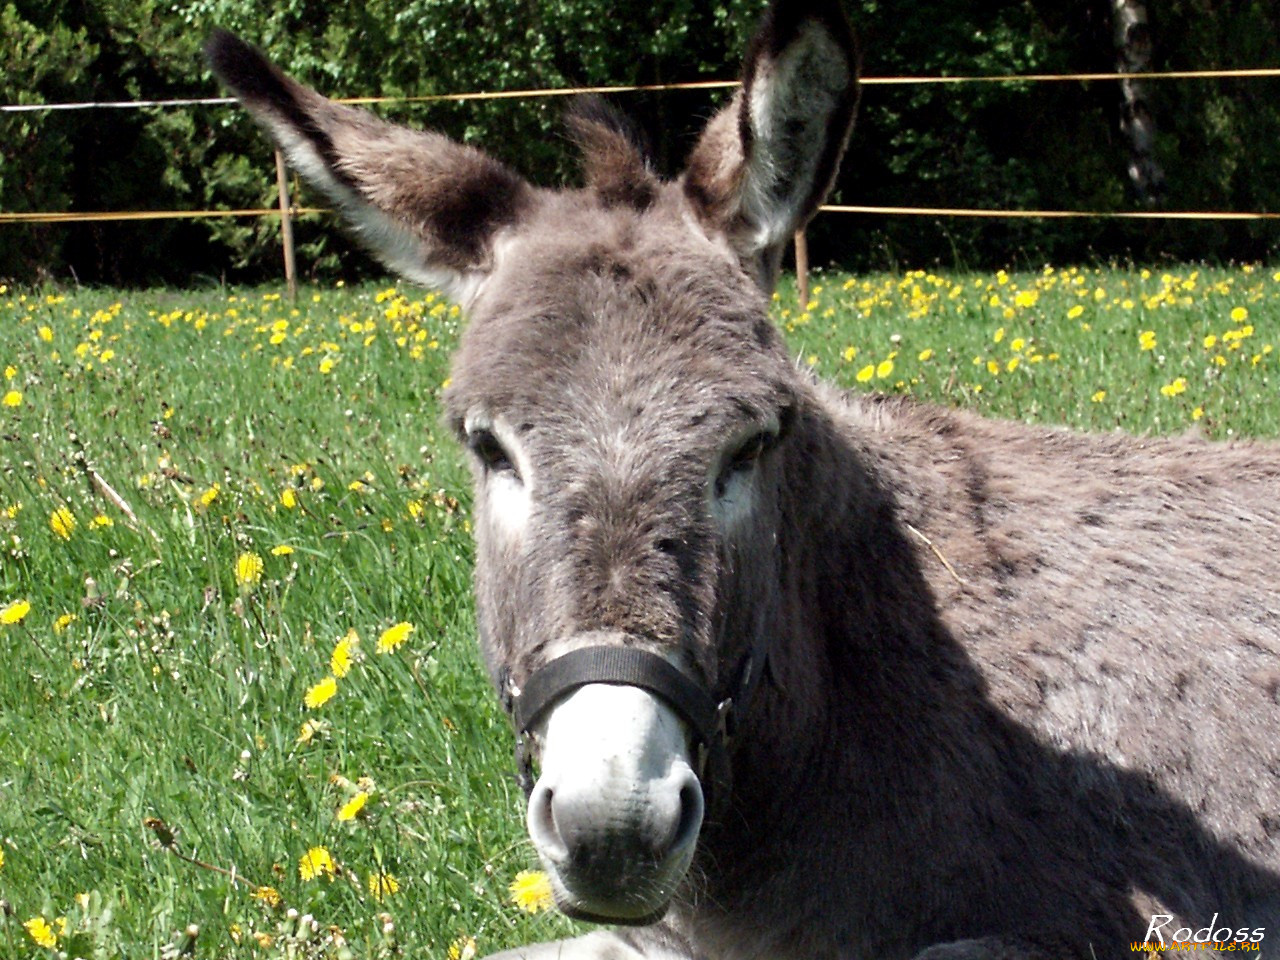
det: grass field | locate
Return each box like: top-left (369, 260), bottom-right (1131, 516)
top-left (1, 264), bottom-right (1278, 958)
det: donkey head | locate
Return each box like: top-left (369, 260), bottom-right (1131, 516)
top-left (208, 0), bottom-right (857, 924)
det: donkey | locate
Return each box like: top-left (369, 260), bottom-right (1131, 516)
top-left (207, 2), bottom-right (1280, 957)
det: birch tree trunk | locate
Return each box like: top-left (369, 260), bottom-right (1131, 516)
top-left (1112, 0), bottom-right (1165, 203)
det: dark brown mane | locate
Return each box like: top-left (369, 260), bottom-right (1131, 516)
top-left (566, 95), bottom-right (659, 210)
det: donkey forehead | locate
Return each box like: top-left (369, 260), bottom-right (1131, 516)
top-left (444, 190), bottom-right (796, 434)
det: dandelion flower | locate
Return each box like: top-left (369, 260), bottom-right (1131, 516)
top-left (368, 871), bottom-right (400, 901)
top-left (509, 869), bottom-right (554, 914)
top-left (337, 791), bottom-right (369, 822)
top-left (1192, 407), bottom-right (1205, 421)
top-left (50, 506), bottom-right (76, 539)
top-left (0, 848), bottom-right (4, 869)
top-left (270, 544), bottom-right (294, 556)
top-left (1066, 305), bottom-right (1084, 320)
top-left (24, 917), bottom-right (57, 949)
top-left (298, 846), bottom-right (336, 881)
top-left (280, 488), bottom-right (298, 509)
top-left (448, 936), bottom-right (478, 960)
top-left (297, 718), bottom-right (327, 745)
top-left (2, 390), bottom-right (20, 407)
top-left (331, 630), bottom-right (358, 678)
top-left (1231, 306), bottom-right (1249, 323)
top-left (89, 514), bottom-right (113, 529)
top-left (1, 598), bottom-right (30, 625)
top-left (1138, 330), bottom-right (1157, 351)
top-left (1091, 390), bottom-right (1107, 404)
top-left (38, 326), bottom-right (53, 342)
top-left (917, 348), bottom-right (933, 362)
top-left (875, 359), bottom-right (894, 379)
top-left (304, 676), bottom-right (338, 709)
top-left (855, 364), bottom-right (874, 383)
top-left (377, 621), bottom-right (414, 654)
top-left (1160, 378), bottom-right (1188, 398)
top-left (235, 552), bottom-right (264, 588)
top-left (197, 484), bottom-right (220, 509)
top-left (252, 885), bottom-right (282, 908)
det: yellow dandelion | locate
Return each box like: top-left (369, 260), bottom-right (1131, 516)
top-left (1, 598), bottom-right (30, 625)
top-left (917, 348), bottom-right (934, 362)
top-left (88, 514), bottom-right (113, 529)
top-left (447, 936), bottom-right (478, 960)
top-left (235, 552), bottom-right (264, 588)
top-left (3, 365), bottom-right (14, 379)
top-left (298, 846), bottom-right (336, 881)
top-left (1138, 330), bottom-right (1157, 351)
top-left (1231, 306), bottom-right (1249, 323)
top-left (198, 484), bottom-right (220, 508)
top-left (252, 885), bottom-right (282, 908)
top-left (1192, 406), bottom-right (1205, 421)
top-left (841, 345), bottom-right (857, 362)
top-left (992, 326), bottom-right (1005, 344)
top-left (54, 612), bottom-right (76, 632)
top-left (280, 488), bottom-right (298, 509)
top-left (1091, 390), bottom-right (1107, 403)
top-left (38, 326), bottom-right (53, 342)
top-left (270, 544), bottom-right (294, 556)
top-left (368, 871), bottom-right (401, 902)
top-left (0, 848), bottom-right (4, 870)
top-left (875, 359), bottom-right (894, 379)
top-left (337, 790), bottom-right (369, 822)
top-left (1066, 304), bottom-right (1084, 320)
top-left (331, 630), bottom-right (358, 678)
top-left (296, 718), bottom-right (328, 745)
top-left (319, 357), bottom-right (336, 374)
top-left (24, 917), bottom-right (57, 949)
top-left (509, 869), bottom-right (554, 914)
top-left (304, 676), bottom-right (338, 709)
top-left (50, 506), bottom-right (76, 539)
top-left (1160, 378), bottom-right (1188, 398)
top-left (377, 621), bottom-right (414, 654)
top-left (855, 364), bottom-right (875, 383)
top-left (2, 390), bottom-right (20, 407)
top-left (1203, 334), bottom-right (1218, 349)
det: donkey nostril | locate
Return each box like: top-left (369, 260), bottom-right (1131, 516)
top-left (671, 776), bottom-right (704, 853)
top-left (527, 783), bottom-right (569, 862)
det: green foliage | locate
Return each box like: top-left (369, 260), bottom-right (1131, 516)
top-left (0, 0), bottom-right (1278, 283)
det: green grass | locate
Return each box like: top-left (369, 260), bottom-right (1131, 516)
top-left (0, 265), bottom-right (1278, 958)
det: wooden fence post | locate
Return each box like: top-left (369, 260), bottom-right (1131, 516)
top-left (274, 149), bottom-right (298, 302)
top-left (794, 229), bottom-right (809, 309)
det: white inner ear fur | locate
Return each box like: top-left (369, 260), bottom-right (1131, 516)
top-left (465, 411), bottom-right (534, 541)
top-left (743, 21), bottom-right (852, 253)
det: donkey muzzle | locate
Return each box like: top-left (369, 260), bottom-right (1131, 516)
top-left (523, 680), bottom-right (705, 923)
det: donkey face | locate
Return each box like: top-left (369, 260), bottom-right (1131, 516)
top-left (207, 0), bottom-right (857, 924)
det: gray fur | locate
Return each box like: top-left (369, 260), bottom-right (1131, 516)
top-left (207, 2), bottom-right (1280, 957)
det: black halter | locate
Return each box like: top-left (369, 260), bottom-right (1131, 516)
top-left (508, 639), bottom-right (769, 813)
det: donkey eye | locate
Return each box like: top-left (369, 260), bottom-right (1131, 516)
top-left (714, 431), bottom-right (771, 499)
top-left (468, 429), bottom-right (519, 479)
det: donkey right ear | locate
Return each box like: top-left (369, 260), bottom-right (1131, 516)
top-left (205, 29), bottom-right (534, 307)
top-left (681, 0), bottom-right (858, 292)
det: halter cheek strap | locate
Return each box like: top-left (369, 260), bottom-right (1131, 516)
top-left (508, 640), bottom-right (768, 813)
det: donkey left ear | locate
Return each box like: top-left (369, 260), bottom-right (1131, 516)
top-left (681, 0), bottom-right (859, 291)
top-left (206, 29), bottom-right (535, 308)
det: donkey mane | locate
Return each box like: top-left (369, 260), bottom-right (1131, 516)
top-left (566, 95), bottom-right (660, 211)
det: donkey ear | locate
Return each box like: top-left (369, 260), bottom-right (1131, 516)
top-left (205, 29), bottom-right (534, 307)
top-left (681, 0), bottom-right (859, 291)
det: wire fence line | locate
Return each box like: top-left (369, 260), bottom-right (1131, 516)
top-left (4, 60), bottom-right (1278, 298)
top-left (5, 66), bottom-right (1280, 114)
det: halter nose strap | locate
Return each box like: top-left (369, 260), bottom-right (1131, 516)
top-left (509, 645), bottom-right (741, 807)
